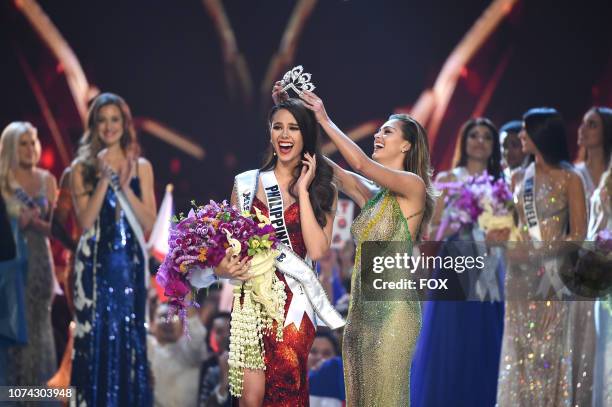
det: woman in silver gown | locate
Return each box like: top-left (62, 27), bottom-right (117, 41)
top-left (497, 108), bottom-right (590, 406)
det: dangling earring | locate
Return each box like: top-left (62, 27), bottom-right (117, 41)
top-left (271, 139), bottom-right (277, 156)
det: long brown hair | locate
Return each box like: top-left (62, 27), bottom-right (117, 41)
top-left (75, 93), bottom-right (139, 188)
top-left (262, 99), bottom-right (335, 227)
top-left (389, 113), bottom-right (436, 242)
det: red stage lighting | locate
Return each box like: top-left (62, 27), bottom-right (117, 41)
top-left (41, 148), bottom-right (55, 169)
top-left (169, 158), bottom-right (181, 174)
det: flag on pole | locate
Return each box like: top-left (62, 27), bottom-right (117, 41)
top-left (147, 184), bottom-right (174, 301)
top-left (148, 184), bottom-right (174, 261)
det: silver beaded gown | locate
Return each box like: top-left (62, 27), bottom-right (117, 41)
top-left (5, 172), bottom-right (57, 389)
top-left (587, 172), bottom-right (612, 407)
top-left (497, 166), bottom-right (595, 406)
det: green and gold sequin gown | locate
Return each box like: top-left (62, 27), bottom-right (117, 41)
top-left (343, 189), bottom-right (422, 407)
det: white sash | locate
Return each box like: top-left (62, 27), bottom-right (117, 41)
top-left (523, 163), bottom-right (541, 241)
top-left (261, 171), bottom-right (292, 248)
top-left (72, 175), bottom-right (150, 336)
top-left (235, 169), bottom-right (344, 330)
top-left (451, 166), bottom-right (470, 181)
top-left (472, 227), bottom-right (502, 302)
top-left (522, 163), bottom-right (569, 298)
top-left (109, 174), bottom-right (149, 290)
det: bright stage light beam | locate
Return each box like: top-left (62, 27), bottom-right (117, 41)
top-left (135, 118), bottom-right (206, 161)
top-left (14, 0), bottom-right (93, 122)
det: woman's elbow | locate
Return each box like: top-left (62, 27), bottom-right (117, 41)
top-left (77, 217), bottom-right (94, 233)
top-left (309, 251), bottom-right (325, 262)
top-left (308, 244), bottom-right (331, 262)
top-left (352, 157), bottom-right (366, 174)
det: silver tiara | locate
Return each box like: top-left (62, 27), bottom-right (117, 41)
top-left (280, 65), bottom-right (315, 96)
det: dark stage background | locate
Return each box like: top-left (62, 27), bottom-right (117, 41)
top-left (1, 0), bottom-right (611, 212)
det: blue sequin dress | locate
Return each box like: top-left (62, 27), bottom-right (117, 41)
top-left (71, 178), bottom-right (152, 406)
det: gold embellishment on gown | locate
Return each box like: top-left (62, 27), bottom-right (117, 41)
top-left (343, 189), bottom-right (422, 406)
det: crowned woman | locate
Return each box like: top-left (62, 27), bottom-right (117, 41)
top-left (193, 68), bottom-right (344, 407)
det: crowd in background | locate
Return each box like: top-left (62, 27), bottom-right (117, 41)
top-left (0, 91), bottom-right (611, 406)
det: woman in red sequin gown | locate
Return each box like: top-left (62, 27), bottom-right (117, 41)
top-left (216, 98), bottom-right (337, 406)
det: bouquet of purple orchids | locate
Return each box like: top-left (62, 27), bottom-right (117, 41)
top-left (155, 199), bottom-right (287, 397)
top-left (155, 200), bottom-right (278, 317)
top-left (435, 172), bottom-right (515, 240)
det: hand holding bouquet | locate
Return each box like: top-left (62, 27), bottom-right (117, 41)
top-left (155, 200), bottom-right (286, 396)
top-left (435, 172), bottom-right (518, 241)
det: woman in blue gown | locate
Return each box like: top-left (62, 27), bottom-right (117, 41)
top-left (70, 93), bottom-right (157, 406)
top-left (411, 118), bottom-right (505, 407)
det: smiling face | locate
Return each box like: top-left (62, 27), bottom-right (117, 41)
top-left (465, 124), bottom-right (494, 162)
top-left (17, 129), bottom-right (41, 168)
top-left (372, 119), bottom-right (410, 164)
top-left (269, 108), bottom-right (305, 165)
top-left (578, 109), bottom-right (603, 149)
top-left (96, 104), bottom-right (124, 148)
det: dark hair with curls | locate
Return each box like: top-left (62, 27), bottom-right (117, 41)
top-left (75, 92), bottom-right (140, 188)
top-left (523, 107), bottom-right (570, 166)
top-left (451, 118), bottom-right (503, 180)
top-left (388, 114), bottom-right (436, 242)
top-left (577, 106), bottom-right (612, 168)
top-left (262, 99), bottom-right (335, 227)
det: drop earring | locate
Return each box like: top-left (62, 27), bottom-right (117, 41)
top-left (271, 139), bottom-right (276, 155)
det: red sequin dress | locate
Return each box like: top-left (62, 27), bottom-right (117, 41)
top-left (251, 196), bottom-right (316, 407)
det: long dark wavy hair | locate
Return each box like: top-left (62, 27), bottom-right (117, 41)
top-left (577, 106), bottom-right (612, 168)
top-left (261, 99), bottom-right (335, 227)
top-left (451, 118), bottom-right (503, 180)
top-left (523, 107), bottom-right (570, 166)
top-left (388, 114), bottom-right (436, 242)
top-left (75, 93), bottom-right (140, 188)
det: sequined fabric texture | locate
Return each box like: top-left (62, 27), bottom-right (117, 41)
top-left (252, 197), bottom-right (315, 407)
top-left (5, 177), bottom-right (57, 392)
top-left (588, 178), bottom-right (612, 407)
top-left (343, 189), bottom-right (422, 406)
top-left (71, 178), bottom-right (152, 406)
top-left (497, 167), bottom-right (595, 406)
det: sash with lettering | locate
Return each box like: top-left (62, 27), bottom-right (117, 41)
top-left (236, 169), bottom-right (344, 330)
top-left (73, 172), bottom-right (150, 338)
top-left (109, 173), bottom-right (149, 289)
top-left (522, 162), bottom-right (569, 298)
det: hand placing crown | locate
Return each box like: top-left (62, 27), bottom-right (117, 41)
top-left (280, 65), bottom-right (316, 96)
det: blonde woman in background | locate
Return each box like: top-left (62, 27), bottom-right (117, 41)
top-left (0, 121), bottom-right (58, 387)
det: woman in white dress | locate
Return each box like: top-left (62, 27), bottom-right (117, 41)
top-left (583, 106), bottom-right (612, 407)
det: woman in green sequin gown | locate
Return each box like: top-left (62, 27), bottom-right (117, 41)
top-left (297, 90), bottom-right (436, 406)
